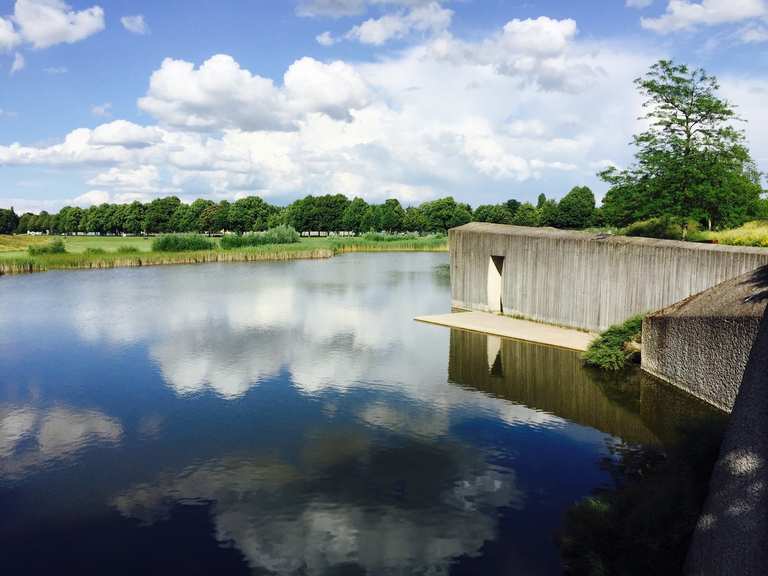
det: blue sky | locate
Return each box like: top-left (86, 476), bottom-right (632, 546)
top-left (1, 0), bottom-right (767, 212)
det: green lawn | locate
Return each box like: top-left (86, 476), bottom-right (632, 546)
top-left (0, 234), bottom-right (448, 275)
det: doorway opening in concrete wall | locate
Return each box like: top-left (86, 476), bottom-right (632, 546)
top-left (487, 256), bottom-right (504, 314)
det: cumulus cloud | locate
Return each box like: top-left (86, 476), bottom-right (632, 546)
top-left (641, 0), bottom-right (766, 33)
top-left (316, 30), bottom-right (337, 45)
top-left (89, 120), bottom-right (164, 148)
top-left (138, 54), bottom-right (370, 131)
top-left (345, 1), bottom-right (452, 45)
top-left (121, 14), bottom-right (148, 35)
top-left (12, 0), bottom-right (105, 49)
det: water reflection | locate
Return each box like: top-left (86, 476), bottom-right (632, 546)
top-left (448, 329), bottom-right (719, 447)
top-left (112, 433), bottom-right (523, 576)
top-left (0, 404), bottom-right (122, 479)
top-left (0, 254), bottom-right (723, 575)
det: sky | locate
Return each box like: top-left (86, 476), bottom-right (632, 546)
top-left (1, 0), bottom-right (768, 213)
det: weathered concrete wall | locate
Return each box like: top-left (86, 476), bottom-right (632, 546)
top-left (643, 266), bottom-right (768, 412)
top-left (450, 223), bottom-right (768, 332)
top-left (685, 276), bottom-right (768, 575)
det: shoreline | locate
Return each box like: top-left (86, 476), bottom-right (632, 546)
top-left (0, 239), bottom-right (448, 276)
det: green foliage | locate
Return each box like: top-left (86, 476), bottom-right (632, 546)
top-left (561, 418), bottom-right (726, 576)
top-left (623, 216), bottom-right (683, 240)
top-left (342, 197), bottom-right (370, 234)
top-left (473, 204), bottom-right (514, 224)
top-left (85, 247), bottom-right (106, 254)
top-left (0, 207), bottom-right (20, 234)
top-left (556, 186), bottom-right (596, 229)
top-left (583, 315), bottom-right (644, 371)
top-left (538, 198), bottom-right (559, 227)
top-left (512, 202), bottom-right (539, 226)
top-left (28, 239), bottom-right (67, 256)
top-left (600, 60), bottom-right (763, 229)
top-left (419, 197), bottom-right (472, 233)
top-left (220, 225), bottom-right (300, 249)
top-left (116, 245), bottom-right (139, 253)
top-left (151, 234), bottom-right (214, 252)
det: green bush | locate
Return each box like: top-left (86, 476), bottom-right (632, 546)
top-left (623, 217), bottom-right (683, 240)
top-left (583, 315), bottom-right (644, 371)
top-left (152, 234), bottom-right (214, 252)
top-left (220, 225), bottom-right (300, 249)
top-left (85, 247), bottom-right (106, 254)
top-left (28, 239), bottom-right (67, 256)
top-left (116, 245), bottom-right (139, 253)
top-left (361, 231), bottom-right (423, 242)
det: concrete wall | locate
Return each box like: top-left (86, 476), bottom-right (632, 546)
top-left (642, 266), bottom-right (768, 412)
top-left (685, 272), bottom-right (768, 575)
top-left (450, 223), bottom-right (768, 332)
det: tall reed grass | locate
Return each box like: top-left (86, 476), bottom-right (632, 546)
top-left (220, 225), bottom-right (300, 249)
top-left (152, 234), bottom-right (214, 252)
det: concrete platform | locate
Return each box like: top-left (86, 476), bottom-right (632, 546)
top-left (415, 311), bottom-right (597, 351)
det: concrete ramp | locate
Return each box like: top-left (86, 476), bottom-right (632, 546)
top-left (415, 311), bottom-right (596, 352)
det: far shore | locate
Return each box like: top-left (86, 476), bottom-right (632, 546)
top-left (0, 235), bottom-right (448, 276)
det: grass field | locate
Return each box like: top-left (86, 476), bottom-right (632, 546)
top-left (0, 234), bottom-right (448, 275)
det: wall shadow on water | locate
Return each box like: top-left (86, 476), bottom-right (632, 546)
top-left (447, 329), bottom-right (722, 448)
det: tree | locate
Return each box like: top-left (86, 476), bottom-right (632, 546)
top-left (403, 206), bottom-right (427, 233)
top-left (0, 207), bottom-right (19, 234)
top-left (512, 203), bottom-right (539, 227)
top-left (556, 186), bottom-right (596, 229)
top-left (505, 199), bottom-right (521, 215)
top-left (600, 60), bottom-right (762, 229)
top-left (538, 199), bottom-right (559, 227)
top-left (144, 196), bottom-right (181, 233)
top-left (473, 204), bottom-right (513, 224)
top-left (420, 197), bottom-right (472, 233)
top-left (378, 199), bottom-right (405, 232)
top-left (342, 197), bottom-right (369, 234)
top-left (536, 193), bottom-right (547, 209)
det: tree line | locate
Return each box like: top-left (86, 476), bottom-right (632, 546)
top-left (0, 189), bottom-right (601, 236)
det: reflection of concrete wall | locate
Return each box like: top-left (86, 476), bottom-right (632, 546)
top-left (643, 267), bottom-right (768, 412)
top-left (450, 223), bottom-right (768, 332)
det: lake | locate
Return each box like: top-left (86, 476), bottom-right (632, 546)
top-left (0, 253), bottom-right (719, 575)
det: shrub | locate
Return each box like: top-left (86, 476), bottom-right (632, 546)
top-left (623, 217), bottom-right (683, 240)
top-left (220, 225), bottom-right (300, 249)
top-left (28, 239), bottom-right (66, 256)
top-left (583, 315), bottom-right (644, 371)
top-left (698, 220), bottom-right (768, 247)
top-left (116, 245), bottom-right (139, 253)
top-left (85, 247), bottom-right (106, 254)
top-left (152, 234), bottom-right (214, 252)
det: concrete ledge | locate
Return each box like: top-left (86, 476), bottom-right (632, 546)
top-left (415, 311), bottom-right (596, 351)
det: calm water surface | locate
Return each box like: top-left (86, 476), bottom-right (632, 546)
top-left (0, 253), bottom-right (717, 575)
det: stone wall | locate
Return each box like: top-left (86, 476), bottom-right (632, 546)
top-left (450, 223), bottom-right (768, 332)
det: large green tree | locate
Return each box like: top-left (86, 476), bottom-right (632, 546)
top-left (555, 186), bottom-right (596, 229)
top-left (0, 207), bottom-right (19, 234)
top-left (600, 60), bottom-right (763, 229)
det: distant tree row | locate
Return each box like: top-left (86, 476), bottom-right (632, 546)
top-left (1, 190), bottom-right (608, 236)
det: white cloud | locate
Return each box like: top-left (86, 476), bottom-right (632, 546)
top-left (87, 165), bottom-right (161, 192)
top-left (316, 30), bottom-right (338, 45)
top-left (91, 102), bottom-right (112, 117)
top-left (138, 54), bottom-right (370, 131)
top-left (121, 14), bottom-right (148, 35)
top-left (641, 0), bottom-right (766, 33)
top-left (72, 189), bottom-right (111, 206)
top-left (0, 16), bottom-right (21, 51)
top-left (626, 0), bottom-right (654, 7)
top-left (89, 120), bottom-right (164, 148)
top-left (10, 51), bottom-right (24, 74)
top-left (739, 22), bottom-right (768, 42)
top-left (345, 1), bottom-right (452, 45)
top-left (13, 0), bottom-right (105, 49)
